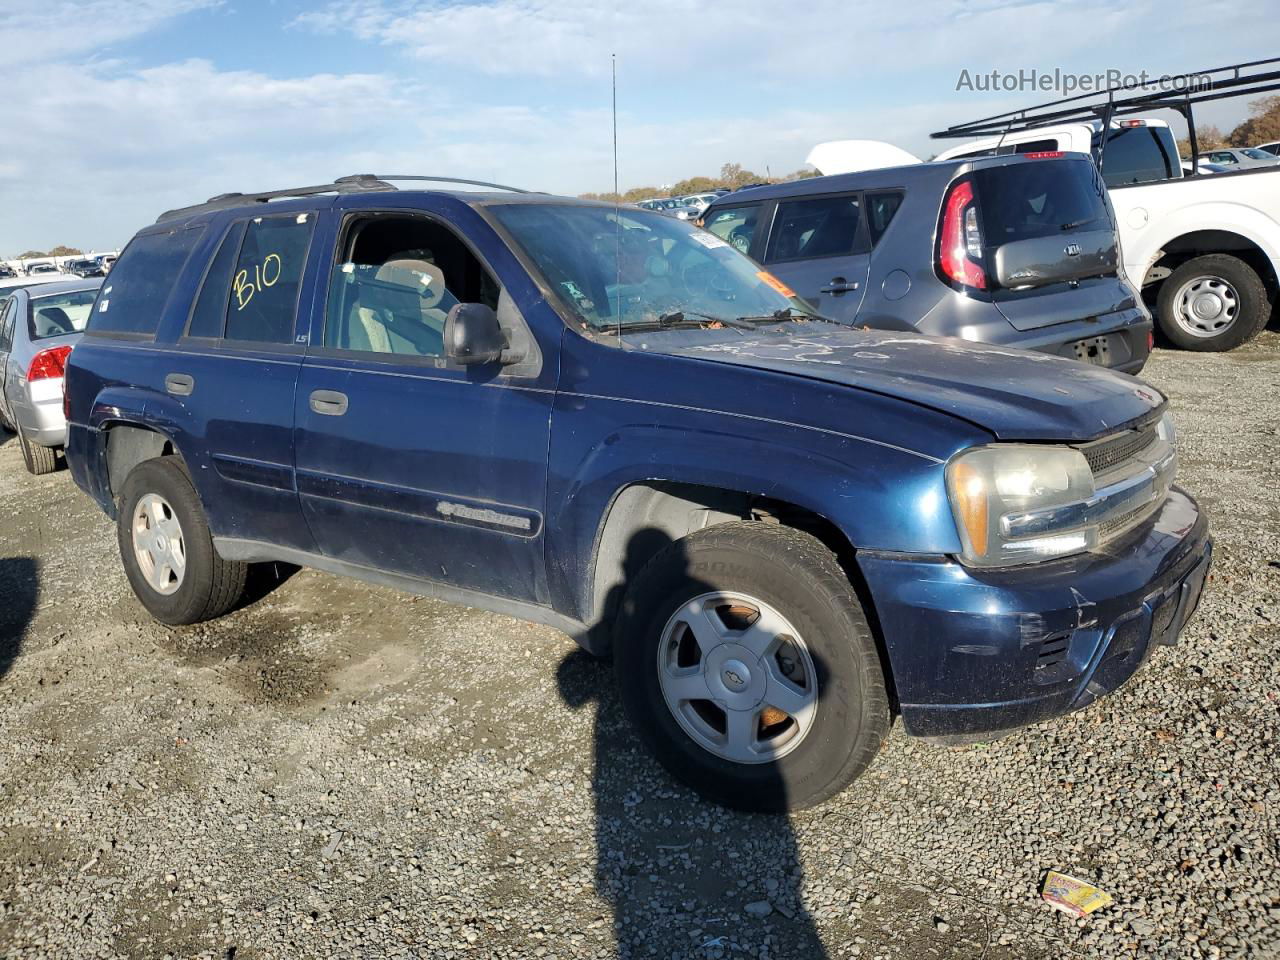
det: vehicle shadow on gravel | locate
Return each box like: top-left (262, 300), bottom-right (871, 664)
top-left (0, 556), bottom-right (38, 681)
top-left (557, 530), bottom-right (828, 960)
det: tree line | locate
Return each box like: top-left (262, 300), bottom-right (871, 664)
top-left (579, 162), bottom-right (819, 203)
top-left (11, 245), bottom-right (83, 260)
top-left (1176, 95), bottom-right (1280, 154)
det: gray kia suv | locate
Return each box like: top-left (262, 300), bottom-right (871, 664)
top-left (700, 152), bottom-right (1152, 372)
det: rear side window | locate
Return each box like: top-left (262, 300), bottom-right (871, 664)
top-left (224, 215), bottom-right (314, 344)
top-left (187, 220), bottom-right (247, 339)
top-left (90, 227), bottom-right (204, 336)
top-left (866, 192), bottom-right (903, 245)
top-left (29, 289), bottom-right (96, 340)
top-left (764, 195), bottom-right (861, 263)
top-left (1099, 126), bottom-right (1179, 187)
top-left (973, 160), bottom-right (1110, 244)
top-left (703, 205), bottom-right (759, 255)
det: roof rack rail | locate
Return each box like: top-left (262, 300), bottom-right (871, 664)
top-left (931, 57), bottom-right (1280, 142)
top-left (155, 173), bottom-right (532, 223)
top-left (364, 175), bottom-right (532, 193)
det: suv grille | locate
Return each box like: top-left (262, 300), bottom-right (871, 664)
top-left (1080, 422), bottom-right (1158, 477)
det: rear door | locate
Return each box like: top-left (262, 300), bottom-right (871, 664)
top-left (0, 296), bottom-right (18, 423)
top-left (759, 192), bottom-right (870, 322)
top-left (167, 212), bottom-right (321, 553)
top-left (293, 198), bottom-right (554, 604)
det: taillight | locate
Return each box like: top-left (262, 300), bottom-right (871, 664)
top-left (939, 180), bottom-right (987, 291)
top-left (1147, 330), bottom-right (1155, 352)
top-left (28, 345), bottom-right (73, 381)
top-left (1021, 151), bottom-right (1065, 159)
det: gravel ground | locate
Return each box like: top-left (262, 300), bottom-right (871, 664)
top-left (0, 334), bottom-right (1278, 960)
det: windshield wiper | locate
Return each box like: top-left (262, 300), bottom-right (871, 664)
top-left (1060, 218), bottom-right (1102, 231)
top-left (601, 310), bottom-right (751, 335)
top-left (732, 307), bottom-right (834, 325)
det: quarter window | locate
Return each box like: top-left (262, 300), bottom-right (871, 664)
top-left (703, 205), bottom-right (759, 255)
top-left (764, 195), bottom-right (862, 263)
top-left (224, 215), bottom-right (314, 344)
top-left (89, 226), bottom-right (204, 336)
top-left (866, 192), bottom-right (904, 245)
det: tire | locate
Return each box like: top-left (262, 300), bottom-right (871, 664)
top-left (116, 457), bottom-right (247, 625)
top-left (613, 521), bottom-right (890, 812)
top-left (1156, 254), bottom-right (1270, 351)
top-left (18, 432), bottom-right (58, 475)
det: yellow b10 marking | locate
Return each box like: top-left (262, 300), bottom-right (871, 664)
top-left (233, 253), bottom-right (283, 311)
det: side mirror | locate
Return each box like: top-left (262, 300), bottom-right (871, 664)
top-left (444, 302), bottom-right (506, 365)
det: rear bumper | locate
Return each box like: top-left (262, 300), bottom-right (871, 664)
top-left (858, 488), bottom-right (1210, 738)
top-left (991, 305), bottom-right (1152, 374)
top-left (14, 377), bottom-right (68, 447)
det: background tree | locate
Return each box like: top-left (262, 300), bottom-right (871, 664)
top-left (1176, 125), bottom-right (1227, 156)
top-left (1227, 95), bottom-right (1280, 146)
top-left (17, 250), bottom-right (47, 259)
top-left (47, 245), bottom-right (83, 257)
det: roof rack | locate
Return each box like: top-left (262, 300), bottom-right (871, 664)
top-left (155, 174), bottom-right (531, 223)
top-left (931, 56), bottom-right (1280, 142)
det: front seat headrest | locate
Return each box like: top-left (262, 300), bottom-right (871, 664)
top-left (375, 259), bottom-right (447, 310)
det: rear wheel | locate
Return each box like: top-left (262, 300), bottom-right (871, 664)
top-left (117, 457), bottom-right (247, 624)
top-left (1156, 254), bottom-right (1270, 351)
top-left (613, 522), bottom-right (890, 812)
top-left (18, 432), bottom-right (58, 475)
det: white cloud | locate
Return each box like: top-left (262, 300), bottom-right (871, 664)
top-left (0, 0), bottom-right (220, 68)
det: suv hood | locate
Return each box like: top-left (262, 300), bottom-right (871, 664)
top-left (665, 328), bottom-right (1163, 441)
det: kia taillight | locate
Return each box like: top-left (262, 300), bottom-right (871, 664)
top-left (28, 345), bottom-right (72, 381)
top-left (938, 180), bottom-right (987, 291)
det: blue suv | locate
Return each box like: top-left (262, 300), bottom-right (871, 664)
top-left (64, 175), bottom-right (1211, 810)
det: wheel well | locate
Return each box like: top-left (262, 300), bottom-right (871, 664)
top-left (1144, 231), bottom-right (1279, 297)
top-left (104, 423), bottom-right (178, 497)
top-left (588, 481), bottom-right (860, 630)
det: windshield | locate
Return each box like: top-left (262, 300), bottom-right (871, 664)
top-left (29, 289), bottom-right (96, 339)
top-left (1242, 148), bottom-right (1274, 160)
top-left (489, 203), bottom-right (818, 333)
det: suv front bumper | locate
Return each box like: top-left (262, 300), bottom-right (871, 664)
top-left (857, 488), bottom-right (1210, 738)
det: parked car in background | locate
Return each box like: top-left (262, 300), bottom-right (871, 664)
top-left (96, 254), bottom-right (117, 272)
top-left (1199, 147), bottom-right (1280, 169)
top-left (0, 274), bottom-right (70, 296)
top-left (26, 262), bottom-right (60, 276)
top-left (1181, 159), bottom-right (1231, 175)
top-left (931, 62), bottom-right (1280, 352)
top-left (64, 175), bottom-right (1211, 810)
top-left (636, 197), bottom-right (699, 220)
top-left (701, 152), bottom-right (1153, 372)
top-left (680, 193), bottom-right (722, 214)
top-left (0, 265), bottom-right (16, 279)
top-left (0, 278), bottom-right (101, 474)
top-left (66, 258), bottom-right (107, 278)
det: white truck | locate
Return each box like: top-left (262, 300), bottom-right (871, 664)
top-left (932, 62), bottom-right (1280, 353)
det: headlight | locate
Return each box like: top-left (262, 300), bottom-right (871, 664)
top-left (947, 445), bottom-right (1096, 567)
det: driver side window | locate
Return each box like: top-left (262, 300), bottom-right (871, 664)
top-left (323, 215), bottom-right (499, 358)
top-left (703, 205), bottom-right (760, 255)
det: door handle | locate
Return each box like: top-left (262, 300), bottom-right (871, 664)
top-left (819, 278), bottom-right (860, 294)
top-left (164, 373), bottom-right (194, 396)
top-left (309, 389), bottom-right (348, 417)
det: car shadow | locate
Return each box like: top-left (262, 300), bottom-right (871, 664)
top-left (0, 556), bottom-right (38, 681)
top-left (556, 529), bottom-right (828, 959)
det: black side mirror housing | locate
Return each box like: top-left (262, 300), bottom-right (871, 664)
top-left (444, 303), bottom-right (507, 365)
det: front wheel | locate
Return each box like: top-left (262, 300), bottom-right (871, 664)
top-left (117, 457), bottom-right (247, 625)
top-left (1155, 254), bottom-right (1270, 351)
top-left (613, 522), bottom-right (890, 812)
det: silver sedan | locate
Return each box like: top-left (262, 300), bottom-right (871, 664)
top-left (0, 278), bottom-right (102, 474)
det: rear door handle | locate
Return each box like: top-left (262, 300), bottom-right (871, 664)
top-left (819, 278), bottom-right (860, 294)
top-left (309, 389), bottom-right (348, 416)
top-left (164, 373), bottom-right (194, 396)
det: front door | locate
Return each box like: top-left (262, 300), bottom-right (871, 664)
top-left (293, 201), bottom-right (554, 604)
top-left (756, 192), bottom-right (870, 323)
top-left (0, 297), bottom-right (18, 425)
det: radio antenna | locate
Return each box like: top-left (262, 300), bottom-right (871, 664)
top-left (612, 52), bottom-right (622, 338)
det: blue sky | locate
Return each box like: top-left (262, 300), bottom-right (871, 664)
top-left (2, 0), bottom-right (1278, 253)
